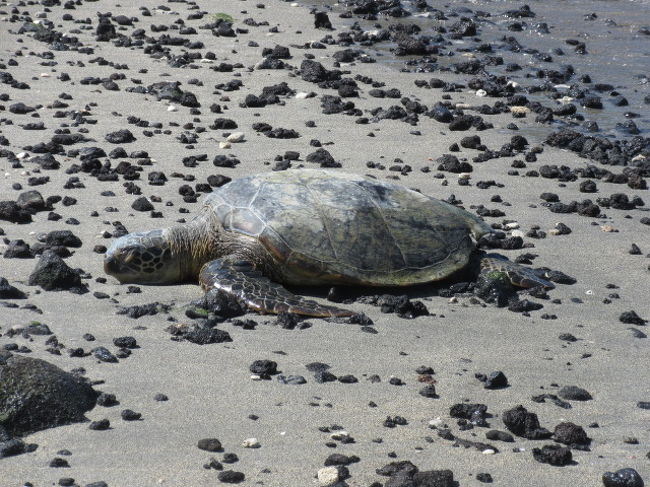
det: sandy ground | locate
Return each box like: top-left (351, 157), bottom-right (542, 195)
top-left (0, 0), bottom-right (648, 485)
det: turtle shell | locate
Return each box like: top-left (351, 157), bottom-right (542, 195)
top-left (204, 169), bottom-right (493, 286)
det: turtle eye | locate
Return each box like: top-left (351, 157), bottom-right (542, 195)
top-left (122, 251), bottom-right (136, 264)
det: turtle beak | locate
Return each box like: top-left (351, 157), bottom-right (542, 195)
top-left (104, 254), bottom-right (120, 276)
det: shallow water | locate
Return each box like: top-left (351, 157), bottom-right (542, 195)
top-left (301, 0), bottom-right (650, 139)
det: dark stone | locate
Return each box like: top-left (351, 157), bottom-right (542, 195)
top-left (28, 251), bottom-right (84, 292)
top-left (113, 336), bottom-right (137, 349)
top-left (619, 310), bottom-right (647, 326)
top-left (602, 468), bottom-right (644, 487)
top-left (204, 289), bottom-right (246, 318)
top-left (50, 457), bottom-right (70, 467)
top-left (0, 278), bottom-right (27, 299)
top-left (449, 115), bottom-right (474, 131)
top-left (314, 370), bottom-right (337, 383)
top-left (477, 472), bottom-right (493, 483)
top-left (429, 104), bottom-right (453, 123)
top-left (183, 324), bottom-right (232, 345)
top-left (301, 60), bottom-right (339, 83)
top-left (24, 322), bottom-right (52, 335)
top-left (0, 353), bottom-right (98, 437)
top-left (484, 371), bottom-right (508, 389)
top-left (412, 469), bottom-right (456, 487)
top-left (105, 129), bottom-right (136, 144)
top-left (485, 430), bottom-right (514, 442)
top-left (0, 439), bottom-right (35, 458)
top-left (436, 154), bottom-right (472, 173)
top-left (198, 438), bottom-right (222, 452)
top-left (460, 135), bottom-right (482, 149)
top-left (306, 148), bottom-right (339, 168)
top-left (131, 197), bottom-right (154, 212)
top-left (92, 347), bottom-right (118, 363)
top-left (0, 201), bottom-right (32, 223)
top-left (554, 422), bottom-right (589, 445)
top-left (314, 11), bottom-right (332, 29)
top-left (211, 118), bottom-right (237, 129)
top-left (4, 240), bottom-right (33, 259)
top-left (502, 405), bottom-right (552, 439)
top-left (121, 409), bottom-right (141, 421)
top-left (17, 191), bottom-right (47, 213)
top-left (419, 384), bottom-right (438, 398)
top-left (250, 360), bottom-right (278, 377)
top-left (96, 393), bottom-right (119, 407)
top-left (558, 385), bottom-right (593, 401)
top-left (117, 302), bottom-right (171, 319)
top-left (217, 470), bottom-right (245, 483)
top-left (89, 419), bottom-right (110, 431)
top-left (508, 299), bottom-right (543, 313)
top-left (96, 18), bottom-right (116, 41)
top-left (532, 444), bottom-right (573, 466)
top-left (474, 271), bottom-right (517, 307)
top-left (324, 453), bottom-right (359, 466)
top-left (274, 312), bottom-right (300, 329)
top-left (44, 231), bottom-right (82, 248)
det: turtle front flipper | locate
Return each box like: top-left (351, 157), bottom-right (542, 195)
top-left (199, 257), bottom-right (355, 318)
top-left (480, 255), bottom-right (555, 289)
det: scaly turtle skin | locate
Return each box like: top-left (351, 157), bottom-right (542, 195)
top-left (104, 169), bottom-right (554, 317)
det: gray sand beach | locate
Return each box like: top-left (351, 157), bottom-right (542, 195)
top-left (0, 0), bottom-right (648, 485)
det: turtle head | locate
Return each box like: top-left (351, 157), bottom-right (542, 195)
top-left (104, 229), bottom-right (181, 284)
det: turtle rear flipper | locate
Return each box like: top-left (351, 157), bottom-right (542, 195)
top-left (199, 257), bottom-right (355, 318)
top-left (480, 256), bottom-right (555, 289)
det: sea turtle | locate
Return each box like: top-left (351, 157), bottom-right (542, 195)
top-left (104, 169), bottom-right (554, 317)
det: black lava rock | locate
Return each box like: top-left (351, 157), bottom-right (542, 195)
top-left (113, 336), bottom-right (137, 349)
top-left (554, 422), bottom-right (589, 446)
top-left (474, 272), bottom-right (517, 307)
top-left (485, 430), bottom-right (514, 442)
top-left (532, 444), bottom-right (573, 466)
top-left (483, 371), bottom-right (509, 389)
top-left (0, 353), bottom-right (98, 437)
top-left (96, 393), bottom-right (119, 407)
top-left (217, 470), bottom-right (245, 483)
top-left (4, 239), bottom-right (33, 259)
top-left (0, 278), bottom-right (27, 299)
top-left (28, 251), bottom-right (84, 292)
top-left (502, 405), bottom-right (552, 439)
top-left (43, 230), bottom-right (82, 248)
top-left (198, 438), bottom-right (223, 452)
top-left (0, 439), bottom-right (36, 458)
top-left (314, 11), bottom-right (332, 29)
top-left (419, 384), bottom-right (438, 398)
top-left (450, 403), bottom-right (489, 426)
top-left (602, 468), bottom-right (644, 487)
top-left (117, 302), bottom-right (171, 319)
top-left (306, 148), bottom-right (339, 168)
top-left (131, 197), bottom-right (154, 212)
top-left (92, 347), bottom-right (118, 363)
top-left (250, 360), bottom-right (278, 378)
top-left (121, 409), bottom-right (142, 421)
top-left (105, 129), bottom-right (136, 144)
top-left (204, 289), bottom-right (246, 318)
top-left (619, 311), bottom-right (647, 326)
top-left (0, 201), bottom-right (32, 223)
top-left (17, 191), bottom-right (48, 213)
top-left (558, 385), bottom-right (593, 401)
top-left (184, 324), bottom-right (232, 345)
